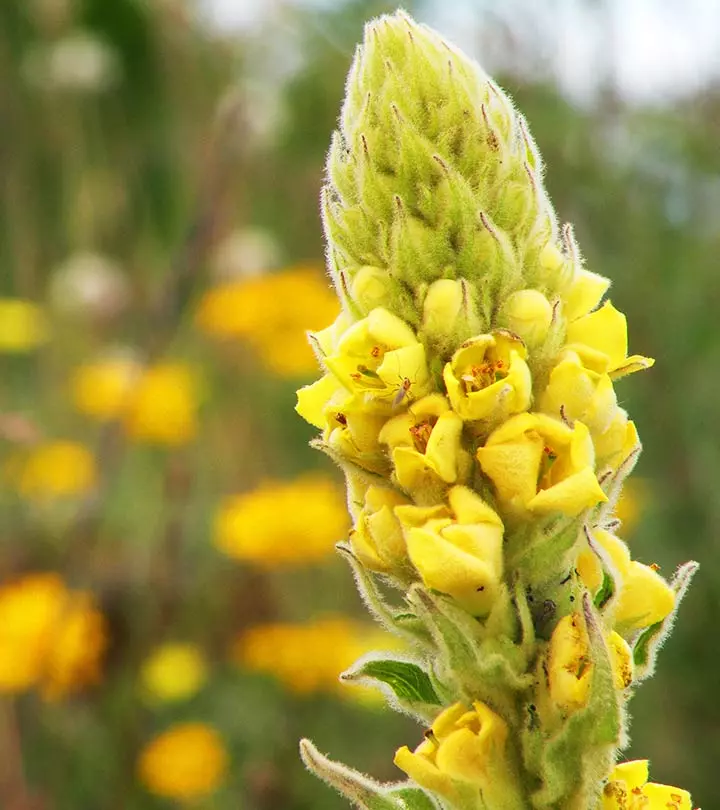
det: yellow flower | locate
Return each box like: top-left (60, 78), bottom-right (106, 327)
top-left (296, 374), bottom-right (390, 474)
top-left (547, 614), bottom-right (633, 713)
top-left (71, 354), bottom-right (140, 421)
top-left (396, 486), bottom-right (504, 615)
top-left (347, 476), bottom-right (411, 574)
top-left (322, 307), bottom-right (432, 410)
top-left (234, 617), bottom-right (400, 697)
top-left (602, 760), bottom-right (692, 809)
top-left (378, 394), bottom-right (472, 499)
top-left (0, 574), bottom-right (66, 693)
top-left (12, 441), bottom-right (96, 501)
top-left (138, 723), bottom-right (228, 801)
top-left (42, 591), bottom-right (107, 700)
top-left (563, 269), bottom-right (610, 322)
top-left (476, 413), bottom-right (607, 517)
top-left (0, 574), bottom-right (106, 698)
top-left (195, 263), bottom-right (339, 377)
top-left (539, 350), bottom-right (618, 438)
top-left (443, 332), bottom-right (531, 423)
top-left (565, 301), bottom-right (654, 380)
top-left (141, 644), bottom-right (208, 703)
top-left (577, 529), bottom-right (675, 633)
top-left (123, 363), bottom-right (198, 446)
top-left (0, 298), bottom-right (48, 352)
top-left (213, 474), bottom-right (349, 567)
top-left (501, 289), bottom-right (553, 347)
top-left (394, 701), bottom-right (522, 807)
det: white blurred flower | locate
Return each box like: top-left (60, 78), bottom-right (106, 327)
top-left (210, 227), bottom-right (280, 280)
top-left (49, 252), bottom-right (130, 320)
top-left (23, 31), bottom-right (120, 93)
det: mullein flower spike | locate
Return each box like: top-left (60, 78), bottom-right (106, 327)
top-left (296, 10), bottom-right (696, 809)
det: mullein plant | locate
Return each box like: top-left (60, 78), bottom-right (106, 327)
top-left (295, 11), bottom-right (697, 810)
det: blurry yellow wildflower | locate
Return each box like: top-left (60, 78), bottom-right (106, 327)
top-left (12, 440), bottom-right (96, 501)
top-left (577, 529), bottom-right (675, 634)
top-left (195, 263), bottom-right (338, 377)
top-left (141, 643), bottom-right (208, 704)
top-left (42, 590), bottom-right (107, 700)
top-left (602, 760), bottom-right (692, 809)
top-left (477, 413), bottom-right (607, 517)
top-left (0, 573), bottom-right (106, 698)
top-left (138, 723), bottom-right (228, 801)
top-left (0, 574), bottom-right (66, 692)
top-left (396, 486), bottom-right (504, 615)
top-left (234, 616), bottom-right (400, 697)
top-left (214, 474), bottom-right (349, 566)
top-left (123, 363), bottom-right (198, 446)
top-left (71, 354), bottom-right (140, 421)
top-left (565, 301), bottom-right (654, 380)
top-left (547, 614), bottom-right (633, 713)
top-left (0, 298), bottom-right (48, 352)
top-left (394, 701), bottom-right (523, 807)
top-left (443, 332), bottom-right (531, 423)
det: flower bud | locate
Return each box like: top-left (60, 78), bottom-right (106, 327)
top-left (422, 278), bottom-right (481, 350)
top-left (501, 289), bottom-right (553, 347)
top-left (348, 484), bottom-right (411, 574)
top-left (350, 266), bottom-right (392, 313)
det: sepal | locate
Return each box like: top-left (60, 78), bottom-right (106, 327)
top-left (336, 544), bottom-right (432, 645)
top-left (407, 586), bottom-right (532, 717)
top-left (632, 560), bottom-right (698, 681)
top-left (300, 740), bottom-right (433, 810)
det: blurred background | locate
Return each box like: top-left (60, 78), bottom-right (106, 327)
top-left (0, 0), bottom-right (717, 807)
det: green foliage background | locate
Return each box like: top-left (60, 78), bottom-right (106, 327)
top-left (0, 0), bottom-right (716, 807)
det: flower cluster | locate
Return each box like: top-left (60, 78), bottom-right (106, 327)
top-left (0, 573), bottom-right (106, 700)
top-left (137, 722), bottom-right (228, 801)
top-left (296, 11), bottom-right (696, 810)
top-left (196, 263), bottom-right (339, 377)
top-left (71, 358), bottom-right (200, 446)
top-left (213, 474), bottom-right (349, 567)
top-left (234, 616), bottom-right (402, 699)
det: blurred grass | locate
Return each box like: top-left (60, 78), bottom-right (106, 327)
top-left (0, 0), bottom-right (717, 808)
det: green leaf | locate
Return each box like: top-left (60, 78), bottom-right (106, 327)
top-left (345, 657), bottom-right (441, 706)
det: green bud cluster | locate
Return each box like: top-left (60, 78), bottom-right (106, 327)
top-left (324, 12), bottom-right (568, 345)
